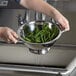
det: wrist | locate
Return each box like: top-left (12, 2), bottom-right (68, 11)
top-left (51, 7), bottom-right (62, 21)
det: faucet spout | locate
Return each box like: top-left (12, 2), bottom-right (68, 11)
top-left (18, 14), bottom-right (24, 26)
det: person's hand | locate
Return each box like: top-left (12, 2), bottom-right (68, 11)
top-left (51, 7), bottom-right (70, 31)
top-left (0, 27), bottom-right (18, 43)
top-left (55, 13), bottom-right (70, 31)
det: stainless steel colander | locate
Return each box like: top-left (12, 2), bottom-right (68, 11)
top-left (17, 20), bottom-right (67, 55)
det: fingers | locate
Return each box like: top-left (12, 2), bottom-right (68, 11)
top-left (62, 19), bottom-right (70, 31)
top-left (57, 16), bottom-right (70, 31)
top-left (8, 33), bottom-right (17, 43)
top-left (64, 20), bottom-right (70, 31)
top-left (11, 30), bottom-right (18, 39)
top-left (7, 29), bottom-right (18, 44)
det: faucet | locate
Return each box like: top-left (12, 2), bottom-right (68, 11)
top-left (18, 9), bottom-right (30, 26)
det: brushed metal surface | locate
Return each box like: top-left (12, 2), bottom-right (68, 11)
top-left (0, 44), bottom-right (76, 67)
top-left (0, 71), bottom-right (57, 76)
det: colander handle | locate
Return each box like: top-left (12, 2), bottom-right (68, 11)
top-left (61, 29), bottom-right (68, 34)
top-left (55, 21), bottom-right (68, 34)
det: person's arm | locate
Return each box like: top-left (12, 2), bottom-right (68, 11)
top-left (19, 0), bottom-right (70, 31)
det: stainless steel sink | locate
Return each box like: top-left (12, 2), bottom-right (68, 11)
top-left (0, 0), bottom-right (76, 76)
top-left (0, 43), bottom-right (76, 76)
